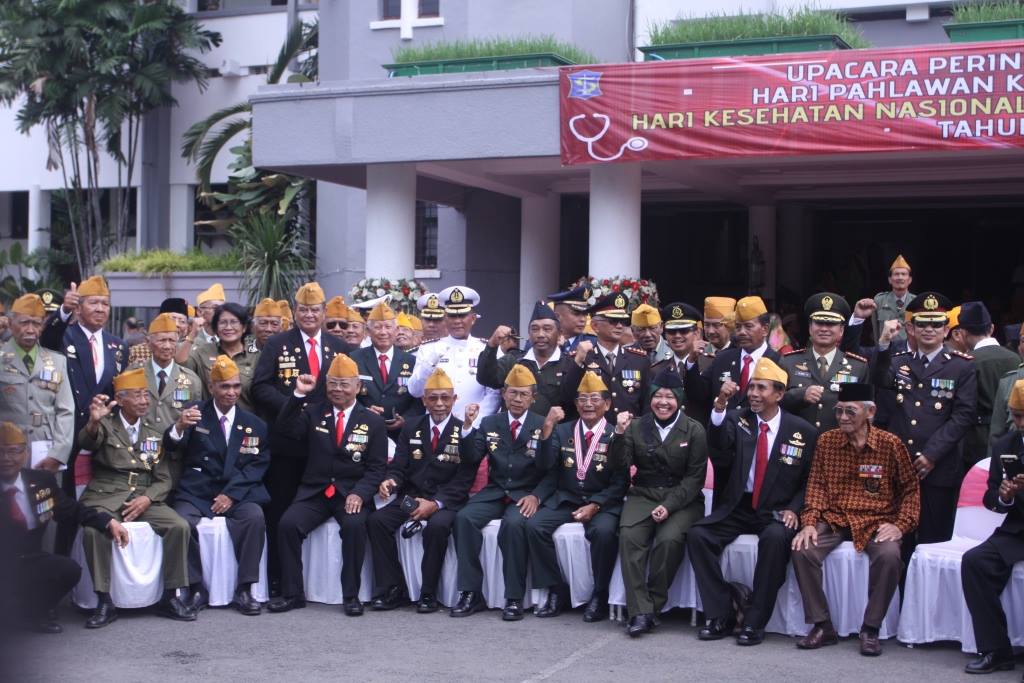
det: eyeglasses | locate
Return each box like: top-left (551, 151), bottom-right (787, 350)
top-left (834, 406), bottom-right (861, 417)
top-left (913, 321), bottom-right (946, 329)
top-left (325, 321), bottom-right (349, 330)
top-left (217, 319), bottom-right (242, 329)
top-left (576, 394), bottom-right (606, 406)
top-left (0, 446), bottom-right (26, 458)
top-left (326, 379), bottom-right (357, 390)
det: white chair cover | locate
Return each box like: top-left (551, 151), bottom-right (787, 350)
top-left (72, 522), bottom-right (164, 609)
top-left (480, 520), bottom-right (546, 608)
top-left (395, 524), bottom-right (460, 606)
top-left (301, 518), bottom-right (374, 604)
top-left (196, 516), bottom-right (269, 606)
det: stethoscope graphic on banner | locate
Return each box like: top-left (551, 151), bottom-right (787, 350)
top-left (567, 113), bottom-right (649, 162)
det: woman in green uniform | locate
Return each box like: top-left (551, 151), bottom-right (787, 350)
top-left (185, 302), bottom-right (260, 412)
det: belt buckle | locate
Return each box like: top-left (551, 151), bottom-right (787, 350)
top-left (127, 471), bottom-right (138, 488)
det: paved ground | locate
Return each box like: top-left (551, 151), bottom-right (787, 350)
top-left (8, 603), bottom-right (1021, 683)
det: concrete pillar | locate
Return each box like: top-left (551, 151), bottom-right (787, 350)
top-left (589, 164), bottom-right (641, 278)
top-left (748, 204), bottom-right (777, 307)
top-left (364, 163), bottom-right (416, 278)
top-left (518, 193), bottom-right (561, 333)
top-left (777, 204), bottom-right (807, 301)
top-left (28, 185), bottom-right (51, 254)
top-left (168, 184), bottom-right (195, 253)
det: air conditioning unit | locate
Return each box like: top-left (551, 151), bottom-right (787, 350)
top-left (220, 59), bottom-right (248, 78)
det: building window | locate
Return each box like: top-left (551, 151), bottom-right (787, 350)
top-left (419, 0), bottom-right (440, 18)
top-left (381, 0), bottom-right (402, 20)
top-left (415, 201), bottom-right (438, 269)
top-left (9, 192), bottom-right (28, 239)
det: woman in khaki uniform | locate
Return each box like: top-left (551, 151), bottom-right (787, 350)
top-left (185, 302), bottom-right (260, 412)
top-left (610, 369), bottom-right (708, 638)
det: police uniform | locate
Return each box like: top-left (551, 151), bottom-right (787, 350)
top-left (559, 293), bottom-right (650, 420)
top-left (650, 302), bottom-right (709, 420)
top-left (0, 334), bottom-right (75, 469)
top-left (476, 301), bottom-right (564, 417)
top-left (547, 285), bottom-right (597, 355)
top-left (407, 287), bottom-right (500, 424)
top-left (185, 339), bottom-right (261, 413)
top-left (780, 293), bottom-right (869, 432)
top-left (872, 292), bottom-right (977, 545)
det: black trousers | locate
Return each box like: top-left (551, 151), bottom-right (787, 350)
top-left (962, 530), bottom-right (1024, 653)
top-left (525, 504), bottom-right (620, 595)
top-left (264, 454), bottom-right (306, 582)
top-left (367, 499), bottom-right (456, 597)
top-left (173, 500), bottom-right (266, 588)
top-left (903, 483), bottom-right (958, 567)
top-left (454, 497), bottom-right (529, 599)
top-left (687, 504), bottom-right (795, 629)
top-left (13, 552), bottom-right (81, 617)
top-left (278, 494), bottom-right (368, 600)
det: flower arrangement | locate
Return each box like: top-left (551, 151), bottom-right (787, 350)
top-left (348, 277), bottom-right (428, 313)
top-left (570, 276), bottom-right (660, 311)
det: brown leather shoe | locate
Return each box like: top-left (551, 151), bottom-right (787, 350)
top-left (859, 630), bottom-right (882, 657)
top-left (796, 622), bottom-right (839, 650)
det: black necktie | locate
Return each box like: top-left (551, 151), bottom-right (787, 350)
top-left (23, 354), bottom-right (33, 373)
top-left (157, 369), bottom-right (167, 395)
top-left (920, 354), bottom-right (929, 369)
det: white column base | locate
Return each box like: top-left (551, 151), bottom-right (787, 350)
top-left (588, 164), bottom-right (641, 278)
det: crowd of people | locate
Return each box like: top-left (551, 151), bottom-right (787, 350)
top-left (1, 255), bottom-right (1022, 676)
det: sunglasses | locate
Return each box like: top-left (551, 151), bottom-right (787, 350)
top-left (913, 321), bottom-right (946, 329)
top-left (325, 321), bottom-right (349, 330)
top-left (834, 406), bottom-right (862, 417)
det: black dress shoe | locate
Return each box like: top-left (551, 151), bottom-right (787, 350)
top-left (449, 591), bottom-right (485, 617)
top-left (233, 587), bottom-right (261, 616)
top-left (85, 594), bottom-right (118, 629)
top-left (736, 625), bottom-right (765, 646)
top-left (729, 582), bottom-right (753, 630)
top-left (371, 585), bottom-right (410, 611)
top-left (534, 587), bottom-right (566, 618)
top-left (502, 598), bottom-right (524, 621)
top-left (582, 593), bottom-right (609, 623)
top-left (31, 610), bottom-right (63, 634)
top-left (156, 595), bottom-right (197, 622)
top-left (269, 579), bottom-right (282, 598)
top-left (188, 585), bottom-right (209, 613)
top-left (343, 597), bottom-right (364, 616)
top-left (416, 593), bottom-right (439, 614)
top-left (627, 613), bottom-right (655, 637)
top-left (698, 616), bottom-right (736, 641)
top-left (267, 595), bottom-right (307, 613)
top-left (965, 650), bottom-right (1016, 674)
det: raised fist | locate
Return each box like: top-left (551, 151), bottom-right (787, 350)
top-left (575, 340), bottom-right (594, 365)
top-left (615, 411), bottom-right (633, 434)
top-left (295, 373), bottom-right (317, 394)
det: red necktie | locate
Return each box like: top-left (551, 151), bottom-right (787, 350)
top-left (379, 354), bottom-right (389, 383)
top-left (431, 426), bottom-right (440, 452)
top-left (585, 431), bottom-right (593, 450)
top-left (510, 419), bottom-right (520, 442)
top-left (739, 354), bottom-right (753, 395)
top-left (751, 422), bottom-right (770, 508)
top-left (307, 338), bottom-right (320, 380)
top-left (6, 488), bottom-right (27, 530)
top-left (335, 410), bottom-right (345, 447)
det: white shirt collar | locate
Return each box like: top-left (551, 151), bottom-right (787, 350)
top-left (151, 359), bottom-right (175, 378)
top-left (655, 412), bottom-right (681, 440)
top-left (214, 403), bottom-right (236, 426)
top-left (79, 323), bottom-right (102, 341)
top-left (742, 341), bottom-right (769, 363)
top-left (812, 348), bottom-right (836, 368)
top-left (974, 337), bottom-right (1000, 351)
top-left (920, 347), bottom-right (943, 363)
top-left (333, 402), bottom-right (356, 425)
top-left (300, 330), bottom-right (321, 347)
top-left (119, 411), bottom-right (141, 434)
top-left (596, 342), bottom-right (620, 358)
top-left (429, 413), bottom-right (451, 435)
top-left (508, 411), bottom-right (527, 427)
top-left (372, 345), bottom-right (394, 362)
top-left (523, 345), bottom-right (562, 367)
top-left (2, 472), bottom-right (25, 495)
top-left (757, 409), bottom-right (783, 434)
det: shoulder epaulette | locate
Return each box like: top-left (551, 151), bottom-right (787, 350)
top-left (1002, 363), bottom-right (1024, 376)
top-left (406, 345), bottom-right (420, 354)
top-left (845, 352), bottom-right (868, 363)
top-left (783, 348), bottom-right (805, 356)
top-left (420, 337), bottom-right (440, 345)
top-left (625, 346), bottom-right (647, 356)
top-left (949, 350), bottom-right (974, 360)
top-left (892, 350), bottom-right (912, 357)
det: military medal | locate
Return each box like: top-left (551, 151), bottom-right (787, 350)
top-left (573, 417), bottom-right (607, 480)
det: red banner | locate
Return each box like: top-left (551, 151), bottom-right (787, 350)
top-left (560, 40), bottom-right (1024, 165)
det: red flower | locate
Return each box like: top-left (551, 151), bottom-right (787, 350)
top-left (383, 282), bottom-right (391, 290)
top-left (640, 279), bottom-right (649, 286)
top-left (402, 287), bottom-right (410, 296)
top-left (632, 283), bottom-right (639, 291)
top-left (612, 284), bottom-right (620, 292)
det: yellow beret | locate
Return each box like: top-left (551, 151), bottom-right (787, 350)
top-left (148, 313), bottom-right (178, 335)
top-left (78, 275), bottom-right (110, 298)
top-left (1009, 379), bottom-right (1024, 411)
top-left (328, 353), bottom-right (359, 378)
top-left (325, 296), bottom-right (349, 319)
top-left (113, 367), bottom-right (147, 392)
top-left (0, 421), bottom-right (27, 445)
top-left (504, 364), bottom-right (536, 388)
top-left (11, 293), bottom-right (45, 318)
top-left (407, 314), bottom-right (422, 331)
top-left (276, 300), bottom-right (292, 319)
top-left (577, 371), bottom-right (608, 394)
top-left (751, 357), bottom-right (787, 386)
top-left (890, 254), bottom-right (911, 272)
top-left (704, 296), bottom-right (737, 320)
top-left (188, 304), bottom-right (196, 318)
top-left (346, 306), bottom-right (364, 323)
top-left (367, 301), bottom-right (396, 322)
top-left (735, 296), bottom-right (768, 323)
top-left (947, 305), bottom-right (961, 330)
top-left (294, 282), bottom-right (325, 306)
top-left (396, 312), bottom-right (413, 328)
top-left (254, 298), bottom-right (280, 318)
top-left (196, 283), bottom-right (226, 305)
top-left (630, 303), bottom-right (661, 328)
top-left (424, 367), bottom-right (454, 391)
top-left (210, 354), bottom-right (239, 382)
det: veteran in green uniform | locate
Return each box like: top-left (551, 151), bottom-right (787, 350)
top-left (610, 369), bottom-right (708, 637)
top-left (185, 302), bottom-right (260, 412)
top-left (871, 254), bottom-right (915, 348)
top-left (781, 293), bottom-right (869, 432)
top-left (0, 294), bottom-right (75, 473)
top-left (989, 360), bottom-right (1024, 455)
top-left (77, 367), bottom-right (195, 628)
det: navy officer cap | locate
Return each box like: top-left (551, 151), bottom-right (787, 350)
top-left (547, 284), bottom-right (592, 312)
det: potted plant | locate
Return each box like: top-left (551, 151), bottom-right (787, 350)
top-left (383, 35), bottom-right (596, 77)
top-left (100, 249), bottom-right (244, 308)
top-left (641, 7), bottom-right (868, 61)
top-left (945, 1), bottom-right (1024, 42)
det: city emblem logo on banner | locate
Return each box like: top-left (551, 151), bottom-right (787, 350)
top-left (568, 70), bottom-right (603, 100)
